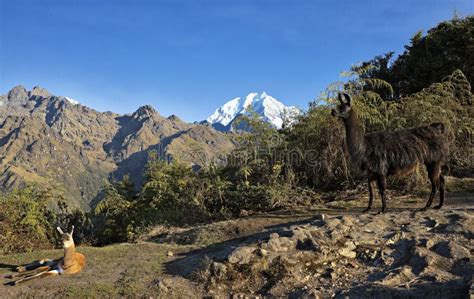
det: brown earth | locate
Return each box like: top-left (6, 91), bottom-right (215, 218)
top-left (0, 188), bottom-right (473, 298)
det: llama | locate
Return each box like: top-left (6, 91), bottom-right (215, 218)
top-left (5, 226), bottom-right (86, 285)
top-left (331, 93), bottom-right (448, 213)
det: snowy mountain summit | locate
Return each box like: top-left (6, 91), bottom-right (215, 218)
top-left (207, 92), bottom-right (299, 131)
top-left (65, 97), bottom-right (80, 105)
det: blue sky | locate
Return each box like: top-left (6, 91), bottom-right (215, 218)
top-left (1, 0), bottom-right (472, 122)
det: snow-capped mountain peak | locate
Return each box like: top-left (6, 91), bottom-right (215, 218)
top-left (65, 97), bottom-right (80, 105)
top-left (207, 92), bottom-right (299, 131)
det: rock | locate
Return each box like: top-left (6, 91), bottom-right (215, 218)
top-left (385, 231), bottom-right (404, 245)
top-left (431, 241), bottom-right (470, 259)
top-left (296, 238), bottom-right (320, 252)
top-left (29, 86), bottom-right (51, 98)
top-left (339, 247), bottom-right (357, 259)
top-left (263, 236), bottom-right (295, 252)
top-left (323, 218), bottom-right (342, 231)
top-left (228, 246), bottom-right (256, 264)
top-left (338, 241), bottom-right (357, 259)
top-left (270, 232), bottom-right (280, 239)
top-left (211, 262), bottom-right (227, 279)
top-left (423, 238), bottom-right (436, 249)
top-left (7, 85), bottom-right (28, 102)
top-left (281, 255), bottom-right (300, 266)
top-left (381, 266), bottom-right (415, 286)
top-left (154, 277), bottom-right (198, 297)
top-left (340, 215), bottom-right (355, 227)
top-left (257, 248), bottom-right (268, 257)
top-left (322, 268), bottom-right (335, 279)
top-left (344, 240), bottom-right (357, 251)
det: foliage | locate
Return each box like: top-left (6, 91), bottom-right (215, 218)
top-left (140, 153), bottom-right (208, 224)
top-left (0, 185), bottom-right (61, 254)
top-left (285, 103), bottom-right (350, 189)
top-left (0, 184), bottom-right (94, 254)
top-left (226, 110), bottom-right (296, 210)
top-left (93, 175), bottom-right (144, 244)
top-left (358, 16), bottom-right (474, 97)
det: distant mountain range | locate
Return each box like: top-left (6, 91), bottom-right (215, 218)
top-left (0, 86), bottom-right (300, 209)
top-left (0, 86), bottom-right (235, 209)
top-left (205, 92), bottom-right (299, 131)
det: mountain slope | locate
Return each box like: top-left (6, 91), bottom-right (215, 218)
top-left (206, 92), bottom-right (299, 131)
top-left (0, 86), bottom-right (235, 209)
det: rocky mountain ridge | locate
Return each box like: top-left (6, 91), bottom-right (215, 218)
top-left (0, 85), bottom-right (235, 209)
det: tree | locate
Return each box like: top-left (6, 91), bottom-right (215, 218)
top-left (359, 16), bottom-right (474, 97)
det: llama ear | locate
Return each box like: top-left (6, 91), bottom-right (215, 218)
top-left (337, 93), bottom-right (344, 104)
top-left (57, 227), bottom-right (64, 235)
top-left (70, 225), bottom-right (75, 235)
top-left (343, 93), bottom-right (351, 106)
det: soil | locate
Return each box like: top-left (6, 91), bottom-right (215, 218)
top-left (1, 182), bottom-right (473, 298)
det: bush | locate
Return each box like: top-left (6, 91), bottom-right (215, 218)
top-left (93, 176), bottom-right (144, 244)
top-left (0, 185), bottom-right (60, 254)
top-left (285, 104), bottom-right (350, 190)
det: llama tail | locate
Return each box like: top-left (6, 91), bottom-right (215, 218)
top-left (430, 122), bottom-right (445, 134)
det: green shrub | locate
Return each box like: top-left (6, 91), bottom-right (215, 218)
top-left (0, 185), bottom-right (59, 254)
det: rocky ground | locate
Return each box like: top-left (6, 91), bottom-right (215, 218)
top-left (1, 182), bottom-right (473, 298)
top-left (191, 209), bottom-right (472, 298)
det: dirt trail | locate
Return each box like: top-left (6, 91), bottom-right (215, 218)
top-left (0, 191), bottom-right (473, 298)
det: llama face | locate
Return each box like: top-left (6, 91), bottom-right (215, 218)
top-left (331, 93), bottom-right (352, 120)
top-left (57, 226), bottom-right (75, 248)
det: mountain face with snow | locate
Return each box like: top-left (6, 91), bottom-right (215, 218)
top-left (65, 96), bottom-right (80, 105)
top-left (206, 92), bottom-right (299, 131)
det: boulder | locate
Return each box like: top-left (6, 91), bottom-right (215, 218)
top-left (228, 246), bottom-right (256, 265)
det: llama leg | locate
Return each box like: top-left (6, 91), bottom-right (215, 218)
top-left (376, 176), bottom-right (388, 213)
top-left (16, 258), bottom-right (52, 273)
top-left (6, 266), bottom-right (51, 279)
top-left (434, 174), bottom-right (445, 209)
top-left (14, 269), bottom-right (59, 285)
top-left (363, 178), bottom-right (374, 213)
top-left (422, 163), bottom-right (440, 211)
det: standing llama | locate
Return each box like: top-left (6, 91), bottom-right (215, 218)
top-left (331, 93), bottom-right (448, 213)
top-left (5, 226), bottom-right (86, 285)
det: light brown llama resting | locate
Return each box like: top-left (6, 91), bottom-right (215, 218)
top-left (332, 93), bottom-right (448, 213)
top-left (5, 226), bottom-right (86, 285)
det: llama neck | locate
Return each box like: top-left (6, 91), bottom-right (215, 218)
top-left (343, 111), bottom-right (365, 163)
top-left (63, 243), bottom-right (76, 267)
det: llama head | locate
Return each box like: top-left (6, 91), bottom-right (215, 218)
top-left (57, 226), bottom-right (75, 248)
top-left (331, 93), bottom-right (352, 120)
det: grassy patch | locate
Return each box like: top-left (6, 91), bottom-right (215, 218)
top-left (0, 243), bottom-right (174, 297)
top-left (60, 283), bottom-right (117, 298)
top-left (446, 177), bottom-right (474, 192)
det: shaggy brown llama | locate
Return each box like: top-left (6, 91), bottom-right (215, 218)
top-left (332, 93), bottom-right (448, 213)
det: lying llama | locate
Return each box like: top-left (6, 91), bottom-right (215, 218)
top-left (5, 226), bottom-right (86, 285)
top-left (331, 93), bottom-right (448, 213)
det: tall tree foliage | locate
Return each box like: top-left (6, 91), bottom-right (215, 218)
top-left (358, 16), bottom-right (474, 97)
